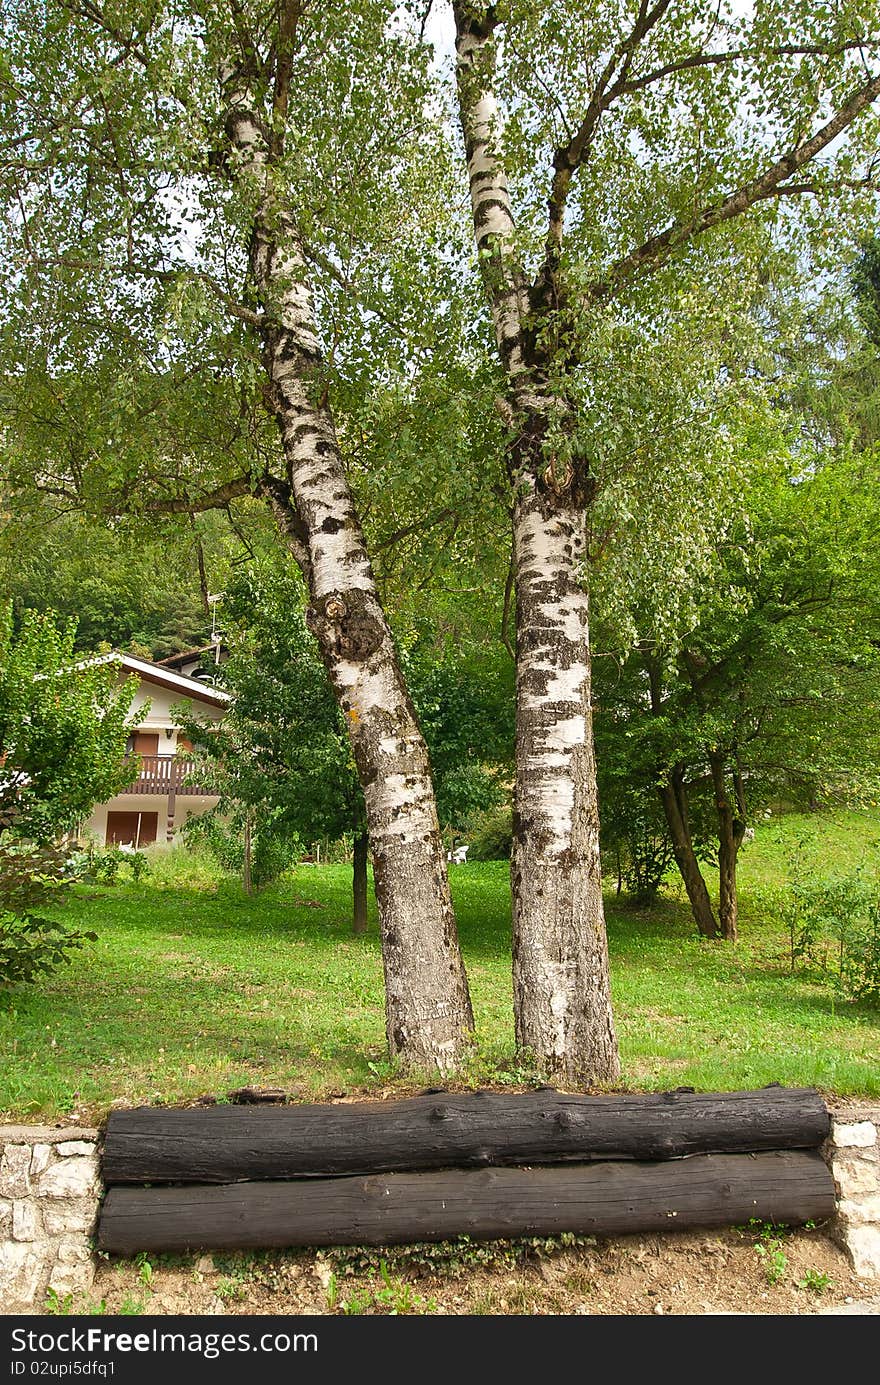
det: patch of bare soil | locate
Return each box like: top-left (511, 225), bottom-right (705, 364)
top-left (81, 1223), bottom-right (878, 1318)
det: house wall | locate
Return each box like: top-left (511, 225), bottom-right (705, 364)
top-left (80, 670), bottom-right (227, 847)
top-left (83, 793), bottom-right (221, 847)
top-left (126, 681), bottom-right (224, 753)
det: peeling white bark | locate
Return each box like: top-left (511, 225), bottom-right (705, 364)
top-left (224, 79), bottom-right (474, 1072)
top-left (453, 7), bottom-right (618, 1083)
top-left (511, 489), bottom-right (619, 1081)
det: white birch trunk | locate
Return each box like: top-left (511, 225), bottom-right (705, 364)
top-left (511, 484), bottom-right (618, 1081)
top-left (225, 92), bottom-right (473, 1072)
top-left (454, 6), bottom-right (619, 1082)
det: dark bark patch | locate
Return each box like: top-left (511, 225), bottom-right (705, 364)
top-left (313, 589), bottom-right (385, 664)
top-left (475, 197), bottom-right (514, 229)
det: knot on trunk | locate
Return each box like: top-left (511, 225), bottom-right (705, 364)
top-left (535, 457), bottom-right (598, 509)
top-left (307, 589), bottom-right (385, 664)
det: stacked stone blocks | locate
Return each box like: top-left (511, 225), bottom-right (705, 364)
top-left (828, 1108), bottom-right (880, 1281)
top-left (0, 1126), bottom-right (100, 1311)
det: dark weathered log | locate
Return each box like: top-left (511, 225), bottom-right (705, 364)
top-left (101, 1087), bottom-right (830, 1184)
top-left (97, 1150), bottom-right (835, 1254)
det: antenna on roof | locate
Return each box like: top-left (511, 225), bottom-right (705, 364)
top-left (208, 594), bottom-right (225, 664)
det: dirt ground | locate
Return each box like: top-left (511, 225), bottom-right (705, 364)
top-left (81, 1220), bottom-right (878, 1318)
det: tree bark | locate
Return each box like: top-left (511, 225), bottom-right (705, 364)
top-left (352, 830), bottom-right (369, 936)
top-left (454, 3), bottom-right (618, 1084)
top-left (224, 82), bottom-right (473, 1073)
top-left (511, 482), bottom-right (618, 1082)
top-left (242, 810), bottom-right (253, 897)
top-left (658, 774), bottom-right (719, 939)
top-left (710, 752), bottom-right (746, 942)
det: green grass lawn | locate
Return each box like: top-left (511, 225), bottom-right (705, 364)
top-left (1, 811), bottom-right (878, 1121)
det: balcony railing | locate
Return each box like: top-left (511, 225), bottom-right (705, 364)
top-left (122, 755), bottom-right (212, 796)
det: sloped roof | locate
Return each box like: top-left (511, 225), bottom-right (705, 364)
top-left (156, 642), bottom-right (229, 670)
top-left (76, 652), bottom-right (231, 709)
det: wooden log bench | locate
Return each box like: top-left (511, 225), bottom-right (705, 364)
top-left (96, 1086), bottom-right (837, 1254)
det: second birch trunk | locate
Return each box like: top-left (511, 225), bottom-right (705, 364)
top-left (511, 484), bottom-right (619, 1083)
top-left (225, 91), bottom-right (474, 1073)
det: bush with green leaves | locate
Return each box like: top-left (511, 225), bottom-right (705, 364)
top-left (466, 804), bottom-right (513, 861)
top-left (763, 858), bottom-right (880, 1005)
top-left (838, 898), bottom-right (880, 1005)
top-left (606, 807), bottom-right (675, 907)
top-left (68, 842), bottom-right (150, 885)
top-left (183, 808), bottom-right (300, 890)
top-left (0, 841), bottom-right (96, 988)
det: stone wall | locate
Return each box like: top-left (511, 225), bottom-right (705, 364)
top-left (1, 1108), bottom-right (879, 1313)
top-left (827, 1105), bottom-right (880, 1281)
top-left (0, 1126), bottom-right (100, 1312)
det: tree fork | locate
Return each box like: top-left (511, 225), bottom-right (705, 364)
top-left (658, 778), bottom-right (719, 939)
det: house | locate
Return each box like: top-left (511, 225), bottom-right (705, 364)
top-left (79, 652), bottom-right (230, 848)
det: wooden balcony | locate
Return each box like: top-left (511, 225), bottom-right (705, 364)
top-left (122, 755), bottom-right (212, 797)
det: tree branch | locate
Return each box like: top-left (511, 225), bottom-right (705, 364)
top-left (300, 240), bottom-right (420, 341)
top-left (271, 0), bottom-right (307, 153)
top-left (139, 476), bottom-right (258, 515)
top-left (541, 32), bottom-right (880, 294)
top-left (375, 508), bottom-right (456, 552)
top-left (21, 251), bottom-right (264, 328)
top-left (257, 474), bottom-right (313, 583)
top-left (452, 1), bottom-right (531, 379)
top-left (585, 67), bottom-right (880, 305)
top-left (545, 0), bottom-right (674, 257)
top-left (623, 39), bottom-right (880, 98)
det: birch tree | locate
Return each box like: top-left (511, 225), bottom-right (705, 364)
top-left (450, 0), bottom-right (880, 1079)
top-left (0, 0), bottom-right (474, 1071)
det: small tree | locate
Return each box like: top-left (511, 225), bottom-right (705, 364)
top-left (0, 842), bottom-right (96, 989)
top-left (177, 566), bottom-right (369, 925)
top-left (179, 563), bottom-right (514, 930)
top-left (598, 449), bottom-right (880, 941)
top-left (0, 604), bottom-right (139, 842)
top-left (0, 606), bottom-right (137, 986)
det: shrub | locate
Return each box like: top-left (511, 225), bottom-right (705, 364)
top-left (762, 859), bottom-right (880, 1005)
top-left (69, 843), bottom-right (150, 885)
top-left (838, 899), bottom-right (880, 1004)
top-left (467, 805), bottom-right (513, 861)
top-left (616, 815), bottom-right (674, 907)
top-left (0, 841), bottom-right (96, 987)
top-left (183, 809), bottom-right (300, 888)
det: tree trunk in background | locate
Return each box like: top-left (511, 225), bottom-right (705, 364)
top-left (718, 834), bottom-right (739, 943)
top-left (710, 753), bottom-right (745, 942)
top-left (225, 87), bottom-right (474, 1074)
top-left (242, 811), bottom-right (253, 897)
top-left (658, 775), bottom-right (719, 939)
top-left (352, 831), bottom-right (369, 936)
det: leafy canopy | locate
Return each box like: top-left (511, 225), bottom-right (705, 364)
top-left (0, 604), bottom-right (141, 840)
